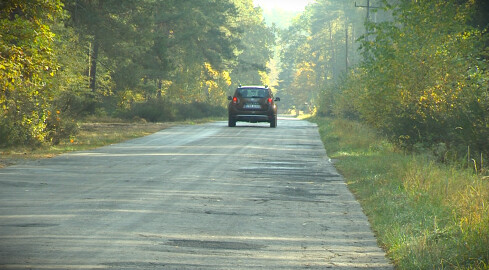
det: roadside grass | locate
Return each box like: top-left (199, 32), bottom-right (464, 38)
top-left (0, 118), bottom-right (219, 168)
top-left (311, 117), bottom-right (489, 269)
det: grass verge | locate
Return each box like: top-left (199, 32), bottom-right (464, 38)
top-left (311, 117), bottom-right (489, 269)
top-left (0, 118), bottom-right (218, 168)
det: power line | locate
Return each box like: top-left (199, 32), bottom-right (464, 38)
top-left (355, 0), bottom-right (381, 22)
top-left (355, 0), bottom-right (381, 41)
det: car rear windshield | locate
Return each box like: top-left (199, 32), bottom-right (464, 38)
top-left (236, 88), bottom-right (268, 98)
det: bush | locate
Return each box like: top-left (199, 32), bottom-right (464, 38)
top-left (0, 100), bottom-right (49, 147)
top-left (320, 0), bottom-right (489, 164)
top-left (119, 99), bottom-right (226, 122)
top-left (176, 102), bottom-right (226, 120)
top-left (126, 99), bottom-right (175, 122)
top-left (44, 110), bottom-right (78, 145)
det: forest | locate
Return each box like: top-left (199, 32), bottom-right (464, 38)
top-left (2, 0), bottom-right (489, 268)
top-left (1, 0), bottom-right (489, 164)
top-left (1, 0), bottom-right (274, 146)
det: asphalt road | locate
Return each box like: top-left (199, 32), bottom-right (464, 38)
top-left (0, 118), bottom-right (392, 269)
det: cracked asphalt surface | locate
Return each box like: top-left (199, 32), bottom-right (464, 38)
top-left (0, 118), bottom-right (392, 269)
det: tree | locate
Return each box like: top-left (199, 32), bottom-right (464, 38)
top-left (0, 0), bottom-right (64, 145)
top-left (344, 0), bottom-right (489, 157)
top-left (65, 0), bottom-right (151, 96)
top-left (159, 0), bottom-right (241, 102)
top-left (278, 0), bottom-right (365, 112)
top-left (230, 1), bottom-right (275, 87)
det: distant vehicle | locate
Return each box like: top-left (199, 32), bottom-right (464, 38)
top-left (228, 85), bottom-right (280, 128)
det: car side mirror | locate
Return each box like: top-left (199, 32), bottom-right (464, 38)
top-left (274, 97), bottom-right (281, 102)
top-left (228, 96), bottom-right (232, 100)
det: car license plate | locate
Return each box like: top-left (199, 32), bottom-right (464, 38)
top-left (244, 104), bottom-right (261, 109)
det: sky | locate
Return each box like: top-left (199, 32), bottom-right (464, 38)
top-left (253, 0), bottom-right (315, 11)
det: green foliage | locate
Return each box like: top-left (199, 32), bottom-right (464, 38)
top-left (0, 0), bottom-right (64, 146)
top-left (230, 0), bottom-right (276, 86)
top-left (123, 99), bottom-right (174, 122)
top-left (50, 20), bottom-right (93, 118)
top-left (121, 99), bottom-right (226, 122)
top-left (313, 0), bottom-right (489, 160)
top-left (278, 0), bottom-right (367, 111)
top-left (44, 109), bottom-right (78, 145)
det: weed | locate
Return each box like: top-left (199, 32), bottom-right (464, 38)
top-left (311, 117), bottom-right (489, 269)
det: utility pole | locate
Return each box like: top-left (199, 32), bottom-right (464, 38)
top-left (345, 23), bottom-right (349, 72)
top-left (355, 0), bottom-right (379, 23)
top-left (355, 0), bottom-right (380, 41)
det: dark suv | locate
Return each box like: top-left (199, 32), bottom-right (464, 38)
top-left (228, 85), bottom-right (280, 128)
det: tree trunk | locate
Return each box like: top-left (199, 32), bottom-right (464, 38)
top-left (157, 80), bottom-right (162, 98)
top-left (89, 38), bottom-right (99, 93)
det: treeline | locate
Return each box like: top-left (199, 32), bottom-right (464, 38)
top-left (0, 0), bottom-right (275, 146)
top-left (278, 1), bottom-right (367, 112)
top-left (279, 0), bottom-right (489, 163)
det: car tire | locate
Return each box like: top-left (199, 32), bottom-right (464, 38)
top-left (228, 117), bottom-right (236, 127)
top-left (270, 115), bottom-right (277, 128)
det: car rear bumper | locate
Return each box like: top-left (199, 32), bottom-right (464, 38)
top-left (232, 114), bottom-right (272, 123)
top-left (229, 104), bottom-right (277, 123)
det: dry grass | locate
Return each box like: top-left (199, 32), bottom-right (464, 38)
top-left (0, 121), bottom-right (176, 168)
top-left (312, 116), bottom-right (489, 269)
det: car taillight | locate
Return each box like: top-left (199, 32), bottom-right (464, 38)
top-left (232, 97), bottom-right (238, 104)
top-left (267, 98), bottom-right (273, 104)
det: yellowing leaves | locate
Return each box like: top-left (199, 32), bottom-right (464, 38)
top-left (221, 71), bottom-right (232, 86)
top-left (204, 63), bottom-right (219, 78)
